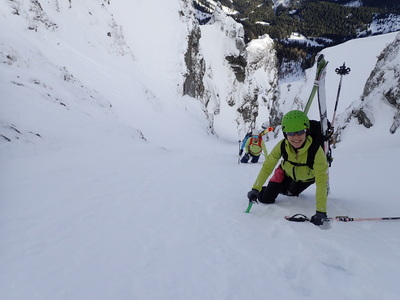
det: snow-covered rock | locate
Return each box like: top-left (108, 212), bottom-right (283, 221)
top-left (334, 32), bottom-right (400, 141)
top-left (198, 7), bottom-right (278, 138)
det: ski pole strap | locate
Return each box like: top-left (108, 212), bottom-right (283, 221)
top-left (285, 214), bottom-right (310, 222)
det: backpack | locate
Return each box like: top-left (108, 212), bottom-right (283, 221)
top-left (280, 120), bottom-right (327, 169)
top-left (249, 135), bottom-right (262, 147)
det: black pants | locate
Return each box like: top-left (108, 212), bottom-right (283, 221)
top-left (241, 153), bottom-right (260, 163)
top-left (258, 175), bottom-right (314, 204)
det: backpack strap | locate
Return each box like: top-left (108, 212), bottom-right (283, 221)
top-left (257, 135), bottom-right (262, 147)
top-left (280, 140), bottom-right (288, 161)
top-left (306, 139), bottom-right (320, 169)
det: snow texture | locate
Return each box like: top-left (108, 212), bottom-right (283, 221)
top-left (1, 1), bottom-right (400, 299)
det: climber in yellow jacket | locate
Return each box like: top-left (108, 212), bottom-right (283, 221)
top-left (240, 131), bottom-right (268, 163)
top-left (246, 110), bottom-right (329, 226)
top-left (240, 127), bottom-right (274, 163)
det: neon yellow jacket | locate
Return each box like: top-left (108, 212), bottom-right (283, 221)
top-left (244, 136), bottom-right (268, 156)
top-left (252, 136), bottom-right (329, 212)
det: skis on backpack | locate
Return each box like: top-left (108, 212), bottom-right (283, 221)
top-left (304, 54), bottom-right (329, 115)
top-left (315, 55), bottom-right (333, 166)
top-left (304, 54), bottom-right (333, 164)
top-left (303, 54), bottom-right (333, 195)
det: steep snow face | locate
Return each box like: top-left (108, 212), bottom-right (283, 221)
top-left (1, 0), bottom-right (398, 148)
top-left (1, 0), bottom-right (127, 144)
top-left (242, 36), bottom-right (279, 134)
top-left (0, 0), bottom-right (211, 150)
top-left (199, 7), bottom-right (278, 139)
top-left (110, 0), bottom-right (197, 93)
top-left (0, 0), bottom-right (278, 144)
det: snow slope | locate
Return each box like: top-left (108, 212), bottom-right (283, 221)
top-left (1, 1), bottom-right (400, 299)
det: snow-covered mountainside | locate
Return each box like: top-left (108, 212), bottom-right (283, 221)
top-left (1, 0), bottom-right (211, 149)
top-left (2, 2), bottom-right (400, 300)
top-left (0, 0), bottom-right (279, 143)
top-left (1, 0), bottom-right (399, 145)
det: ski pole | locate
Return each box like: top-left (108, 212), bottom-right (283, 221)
top-left (333, 216), bottom-right (400, 222)
top-left (238, 140), bottom-right (241, 164)
top-left (285, 214), bottom-right (400, 222)
top-left (331, 62), bottom-right (350, 128)
top-left (245, 202), bottom-right (253, 213)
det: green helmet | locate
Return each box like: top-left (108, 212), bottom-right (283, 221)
top-left (281, 110), bottom-right (310, 133)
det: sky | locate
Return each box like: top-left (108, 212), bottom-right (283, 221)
top-left (1, 1), bottom-right (400, 299)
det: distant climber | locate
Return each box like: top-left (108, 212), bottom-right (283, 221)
top-left (240, 127), bottom-right (273, 163)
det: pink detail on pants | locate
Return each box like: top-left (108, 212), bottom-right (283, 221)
top-left (270, 165), bottom-right (285, 183)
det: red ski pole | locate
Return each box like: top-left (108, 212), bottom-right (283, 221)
top-left (286, 214), bottom-right (400, 222)
top-left (333, 216), bottom-right (400, 222)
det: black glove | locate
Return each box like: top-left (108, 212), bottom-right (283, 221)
top-left (247, 189), bottom-right (259, 203)
top-left (239, 149), bottom-right (243, 156)
top-left (310, 211), bottom-right (327, 226)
